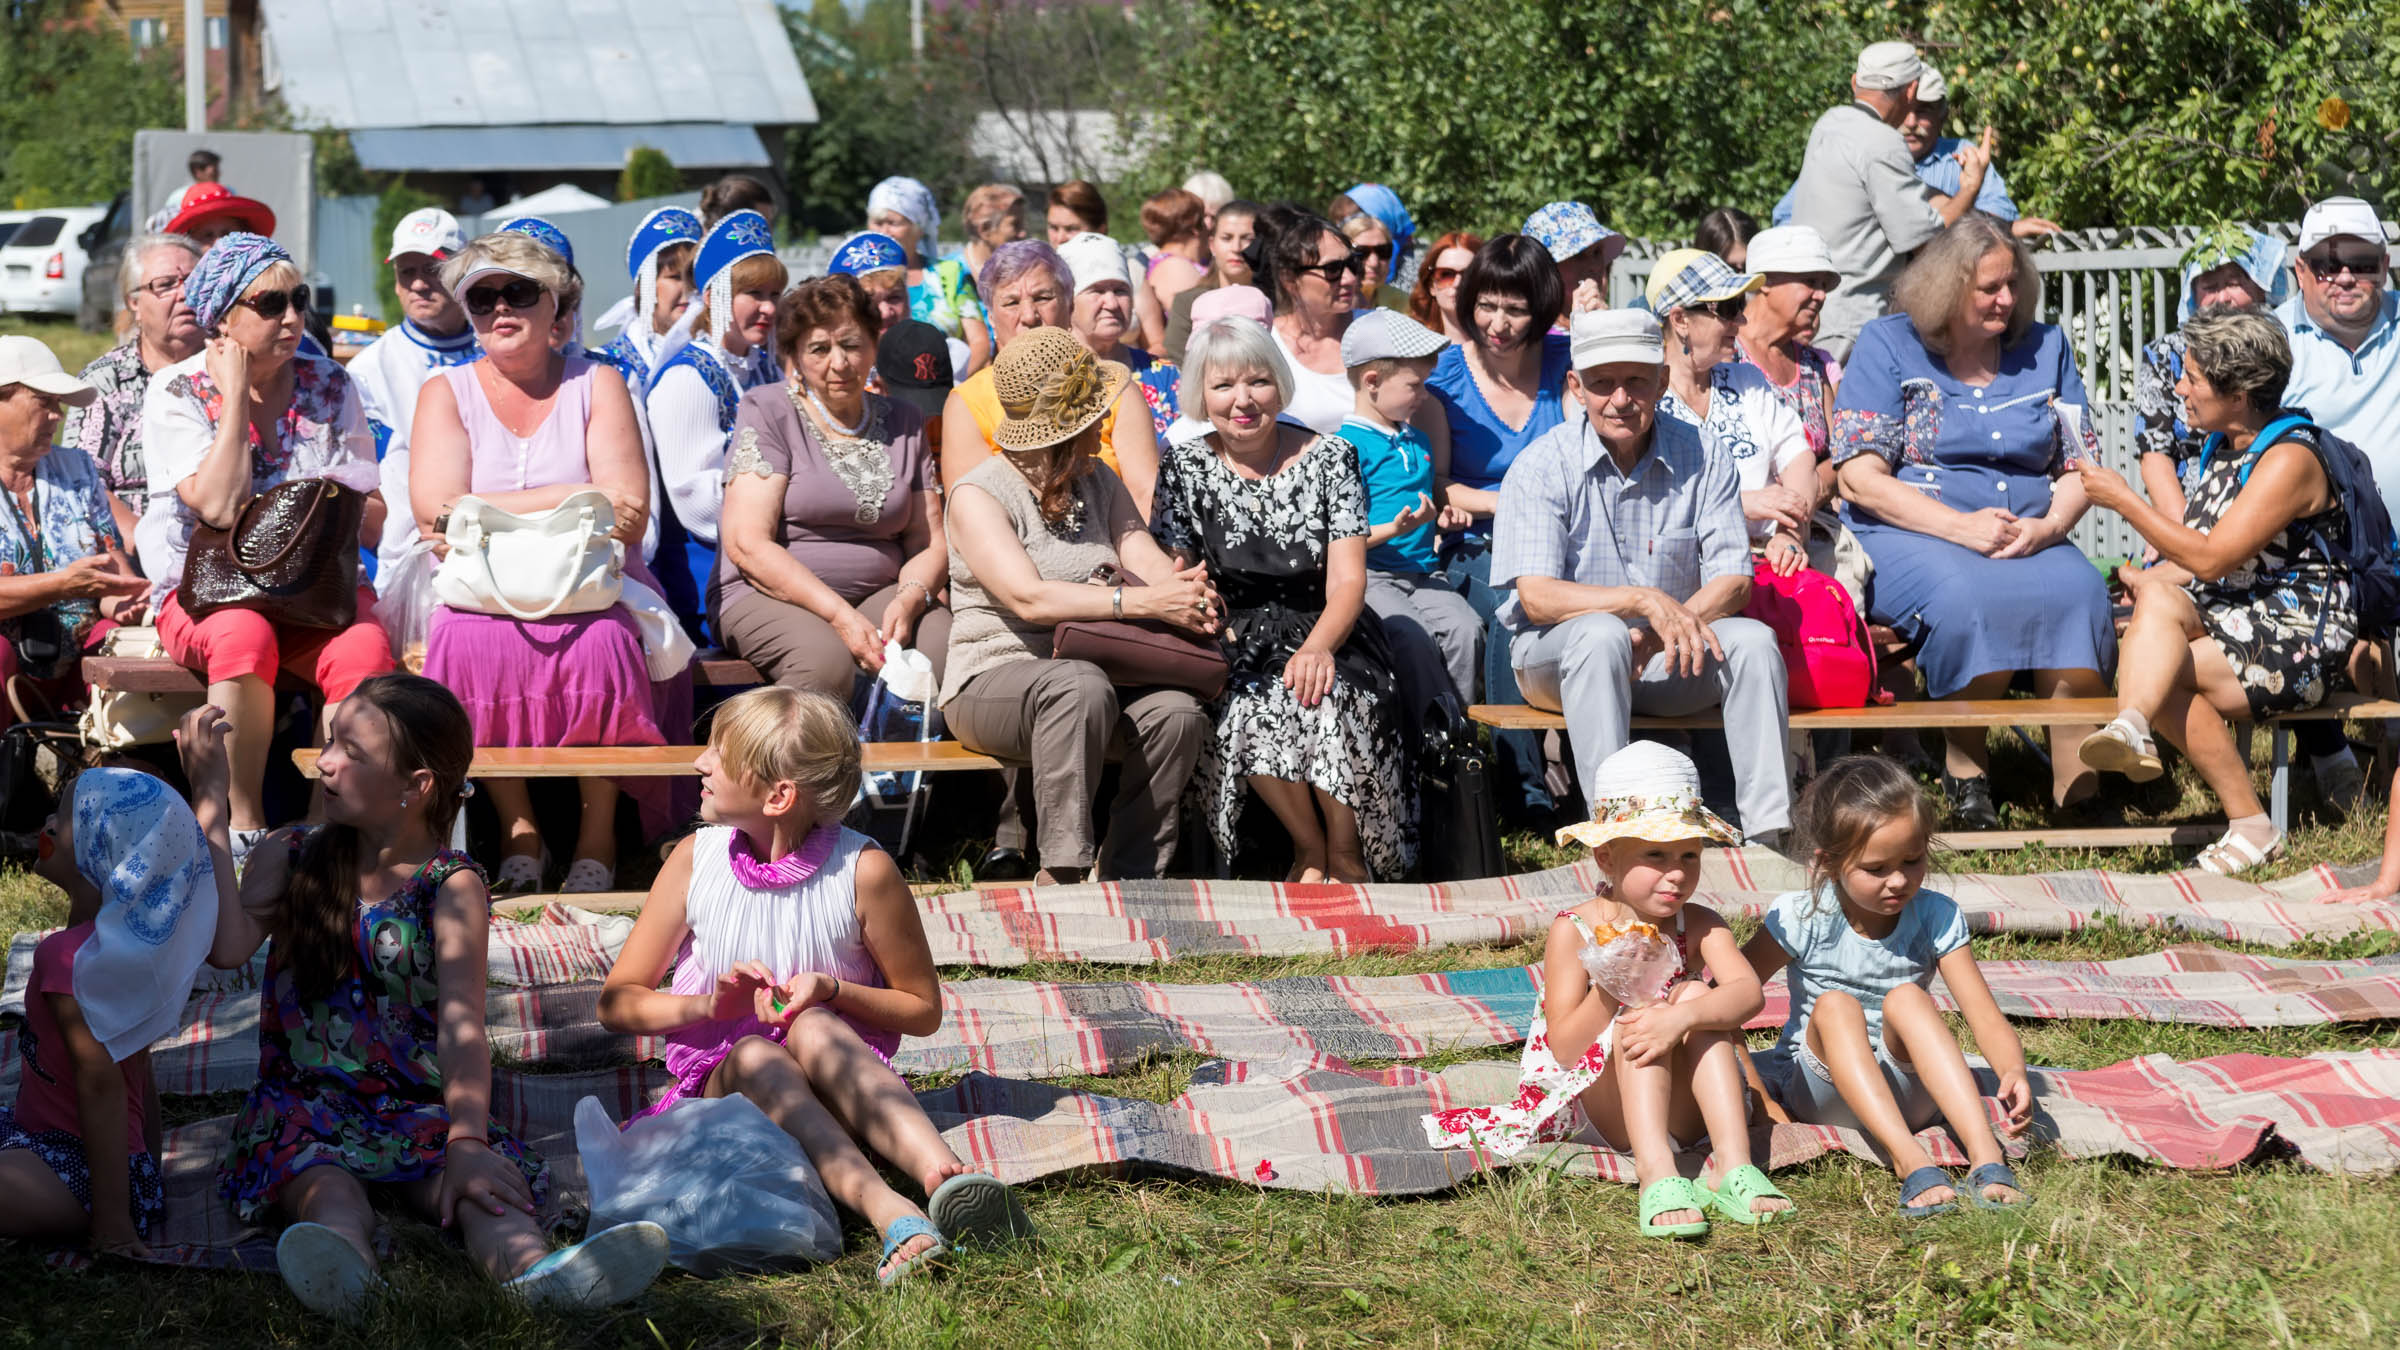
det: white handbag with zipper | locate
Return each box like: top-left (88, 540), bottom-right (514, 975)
top-left (78, 626), bottom-right (203, 748)
top-left (432, 491), bottom-right (624, 621)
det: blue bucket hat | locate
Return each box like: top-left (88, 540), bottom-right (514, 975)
top-left (1523, 201), bottom-right (1620, 262)
top-left (830, 231), bottom-right (909, 278)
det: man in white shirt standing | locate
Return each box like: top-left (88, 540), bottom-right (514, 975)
top-left (2276, 195), bottom-right (2397, 811)
top-left (347, 207), bottom-right (478, 589)
top-left (1790, 41), bottom-right (1992, 357)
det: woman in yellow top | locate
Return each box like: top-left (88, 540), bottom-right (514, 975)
top-left (939, 240), bottom-right (1161, 517)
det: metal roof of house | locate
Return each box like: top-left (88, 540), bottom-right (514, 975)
top-left (259, 0), bottom-right (817, 131)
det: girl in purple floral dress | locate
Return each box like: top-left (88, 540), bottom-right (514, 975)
top-left (195, 674), bottom-right (666, 1321)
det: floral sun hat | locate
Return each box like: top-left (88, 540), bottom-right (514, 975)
top-left (1555, 740), bottom-right (1741, 849)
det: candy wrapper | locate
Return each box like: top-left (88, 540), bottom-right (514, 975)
top-left (1576, 919), bottom-right (1683, 1008)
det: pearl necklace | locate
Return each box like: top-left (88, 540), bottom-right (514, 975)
top-left (794, 379), bottom-right (871, 439)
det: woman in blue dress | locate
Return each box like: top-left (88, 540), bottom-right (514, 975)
top-left (1831, 216), bottom-right (2114, 828)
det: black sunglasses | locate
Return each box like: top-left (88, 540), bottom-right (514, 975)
top-left (236, 285), bottom-right (310, 320)
top-left (1298, 253), bottom-right (1366, 282)
top-left (464, 277), bottom-right (547, 315)
top-left (2304, 247), bottom-right (2386, 281)
top-left (1354, 243), bottom-right (1394, 263)
top-left (1697, 295), bottom-right (1749, 321)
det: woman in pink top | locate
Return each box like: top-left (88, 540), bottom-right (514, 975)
top-left (410, 232), bottom-right (688, 896)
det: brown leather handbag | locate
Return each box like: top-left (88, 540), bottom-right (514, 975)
top-left (181, 478), bottom-right (368, 630)
top-left (1053, 618), bottom-right (1230, 699)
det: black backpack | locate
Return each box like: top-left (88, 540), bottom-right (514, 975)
top-left (2228, 414), bottom-right (2400, 639)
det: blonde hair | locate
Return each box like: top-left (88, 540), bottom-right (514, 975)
top-left (689, 251), bottom-right (791, 339)
top-left (708, 686), bottom-right (861, 821)
top-left (1892, 215), bottom-right (2038, 354)
top-left (440, 233), bottom-right (583, 316)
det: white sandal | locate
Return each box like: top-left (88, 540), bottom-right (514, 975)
top-left (2194, 827), bottom-right (2283, 876)
top-left (560, 857), bottom-right (615, 893)
top-left (2078, 717), bottom-right (2164, 782)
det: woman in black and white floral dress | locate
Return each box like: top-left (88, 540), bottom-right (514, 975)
top-left (1151, 317), bottom-right (1414, 883)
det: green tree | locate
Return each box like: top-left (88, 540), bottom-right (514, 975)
top-left (370, 179), bottom-right (440, 323)
top-left (782, 0), bottom-right (981, 239)
top-left (0, 5), bottom-right (181, 208)
top-left (618, 145), bottom-right (682, 202)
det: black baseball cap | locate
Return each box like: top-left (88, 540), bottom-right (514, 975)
top-left (876, 319), bottom-right (954, 419)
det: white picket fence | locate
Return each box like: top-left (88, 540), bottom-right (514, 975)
top-left (1611, 223), bottom-right (2357, 559)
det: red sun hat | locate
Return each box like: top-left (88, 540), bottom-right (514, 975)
top-left (167, 182), bottom-right (277, 238)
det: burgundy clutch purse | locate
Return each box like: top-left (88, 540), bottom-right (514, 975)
top-left (1052, 619), bottom-right (1229, 699)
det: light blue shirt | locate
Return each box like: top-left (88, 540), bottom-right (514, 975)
top-left (2278, 290), bottom-right (2400, 529)
top-left (1773, 139), bottom-right (2019, 226)
top-left (1340, 415), bottom-right (1441, 573)
top-left (1760, 885), bottom-right (1971, 1060)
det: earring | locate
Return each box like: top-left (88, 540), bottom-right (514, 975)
top-left (399, 796), bottom-right (410, 808)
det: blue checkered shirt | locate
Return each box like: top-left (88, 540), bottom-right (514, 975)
top-left (1489, 412), bottom-right (1751, 632)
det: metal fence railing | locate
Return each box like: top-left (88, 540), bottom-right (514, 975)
top-left (1611, 222), bottom-right (2393, 558)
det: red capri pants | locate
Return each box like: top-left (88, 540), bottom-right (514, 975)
top-left (156, 586), bottom-right (395, 704)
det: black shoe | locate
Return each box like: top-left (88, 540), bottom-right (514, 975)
top-left (1943, 773), bottom-right (2000, 831)
top-left (976, 846), bottom-right (1034, 882)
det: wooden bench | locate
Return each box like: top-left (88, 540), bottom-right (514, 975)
top-left (1470, 693), bottom-right (2400, 839)
top-left (86, 652), bottom-right (772, 693)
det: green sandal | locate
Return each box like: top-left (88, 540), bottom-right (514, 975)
top-left (1637, 1176), bottom-right (1712, 1239)
top-left (1706, 1164), bottom-right (1797, 1226)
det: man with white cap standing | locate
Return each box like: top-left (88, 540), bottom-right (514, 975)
top-left (1491, 309), bottom-right (1793, 846)
top-left (1774, 64), bottom-right (2061, 240)
top-left (349, 207), bottom-right (478, 588)
top-left (2276, 195), bottom-right (2396, 810)
top-left (1790, 41), bottom-right (1994, 357)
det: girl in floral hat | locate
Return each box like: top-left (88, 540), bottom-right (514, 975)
top-left (1423, 740), bottom-right (1794, 1237)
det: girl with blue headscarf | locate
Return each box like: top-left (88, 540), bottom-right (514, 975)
top-left (866, 177), bottom-right (992, 375)
top-left (0, 759), bottom-right (222, 1258)
top-left (2134, 227), bottom-right (2293, 517)
top-left (1332, 183), bottom-right (1418, 304)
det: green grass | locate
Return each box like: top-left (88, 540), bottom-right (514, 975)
top-left (3, 732), bottom-right (2396, 1346)
top-left (0, 315), bottom-right (113, 373)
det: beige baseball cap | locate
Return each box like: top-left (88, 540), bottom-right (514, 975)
top-left (0, 336), bottom-right (96, 406)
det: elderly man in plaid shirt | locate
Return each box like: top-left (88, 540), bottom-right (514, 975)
top-left (1490, 308), bottom-right (1793, 846)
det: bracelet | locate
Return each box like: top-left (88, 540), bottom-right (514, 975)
top-left (445, 1133), bottom-right (489, 1152)
top-left (828, 975), bottom-right (840, 1004)
top-left (897, 578), bottom-right (930, 602)
top-left (1111, 585), bottom-right (1124, 619)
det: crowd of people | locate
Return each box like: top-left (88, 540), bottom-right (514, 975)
top-left (0, 36), bottom-right (2391, 895)
top-left (3, 32), bottom-right (2399, 1316)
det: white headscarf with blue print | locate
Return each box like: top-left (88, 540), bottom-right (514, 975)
top-left (68, 768), bottom-right (220, 1062)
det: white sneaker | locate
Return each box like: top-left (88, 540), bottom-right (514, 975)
top-left (491, 852), bottom-right (546, 896)
top-left (505, 1220), bottom-right (669, 1310)
top-left (560, 858), bottom-right (615, 893)
top-left (276, 1221), bottom-right (380, 1323)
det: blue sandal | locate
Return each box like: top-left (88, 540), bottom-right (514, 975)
top-left (1964, 1161), bottom-right (2030, 1209)
top-left (927, 1172), bottom-right (1034, 1247)
top-left (1898, 1165), bottom-right (1958, 1217)
top-left (876, 1215), bottom-right (947, 1287)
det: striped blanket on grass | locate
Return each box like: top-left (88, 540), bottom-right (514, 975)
top-left (9, 919), bottom-right (2400, 1096)
top-left (129, 1045), bottom-right (2400, 1269)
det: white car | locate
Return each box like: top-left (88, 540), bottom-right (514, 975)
top-left (0, 206), bottom-right (108, 316)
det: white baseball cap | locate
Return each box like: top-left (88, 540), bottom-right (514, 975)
top-left (1744, 225), bottom-right (1841, 279)
top-left (386, 207), bottom-right (467, 263)
top-left (1569, 309), bottom-right (1664, 370)
top-left (1340, 308), bottom-right (1448, 367)
top-left (1057, 231), bottom-right (1131, 295)
top-left (2297, 197), bottom-right (2387, 254)
top-left (0, 336), bottom-right (97, 406)
top-left (1855, 41), bottom-right (1924, 91)
top-left (1913, 65), bottom-right (1949, 103)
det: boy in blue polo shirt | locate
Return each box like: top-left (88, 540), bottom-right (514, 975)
top-left (1339, 310), bottom-right (1483, 725)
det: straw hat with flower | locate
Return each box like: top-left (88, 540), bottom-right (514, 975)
top-left (1556, 741), bottom-right (1741, 850)
top-left (992, 326), bottom-right (1129, 452)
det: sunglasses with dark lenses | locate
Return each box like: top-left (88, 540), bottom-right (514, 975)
top-left (1354, 243), bottom-right (1395, 264)
top-left (464, 278), bottom-right (547, 315)
top-left (1299, 254), bottom-right (1367, 282)
top-left (2304, 248), bottom-right (2386, 281)
top-left (1698, 295), bottom-right (1749, 321)
top-left (1429, 266), bottom-right (1465, 285)
top-left (236, 285), bottom-right (311, 320)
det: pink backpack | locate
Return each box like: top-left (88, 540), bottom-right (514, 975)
top-left (1741, 560), bottom-right (1876, 709)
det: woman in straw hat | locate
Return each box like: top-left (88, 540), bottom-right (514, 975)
top-left (1424, 741), bottom-right (1794, 1238)
top-left (939, 327), bottom-right (1219, 884)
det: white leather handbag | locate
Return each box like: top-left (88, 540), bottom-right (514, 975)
top-left (78, 627), bottom-right (203, 749)
top-left (432, 491), bottom-right (625, 621)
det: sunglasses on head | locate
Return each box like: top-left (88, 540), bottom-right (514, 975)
top-left (236, 285), bottom-right (310, 320)
top-left (1298, 253), bottom-right (1366, 282)
top-left (2304, 247), bottom-right (2386, 281)
top-left (464, 277), bottom-right (547, 315)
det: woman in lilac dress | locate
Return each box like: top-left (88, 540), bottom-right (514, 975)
top-left (410, 233), bottom-right (692, 895)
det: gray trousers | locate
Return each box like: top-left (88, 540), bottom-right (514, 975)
top-left (1511, 611), bottom-right (1793, 838)
top-left (943, 658), bottom-right (1209, 879)
top-left (1364, 570), bottom-right (1482, 710)
top-left (715, 582), bottom-right (952, 702)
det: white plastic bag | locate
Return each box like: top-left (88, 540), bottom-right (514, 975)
top-left (373, 538), bottom-right (440, 672)
top-left (573, 1093), bottom-right (842, 1275)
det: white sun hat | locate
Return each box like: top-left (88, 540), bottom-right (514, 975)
top-left (1556, 741), bottom-right (1742, 849)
